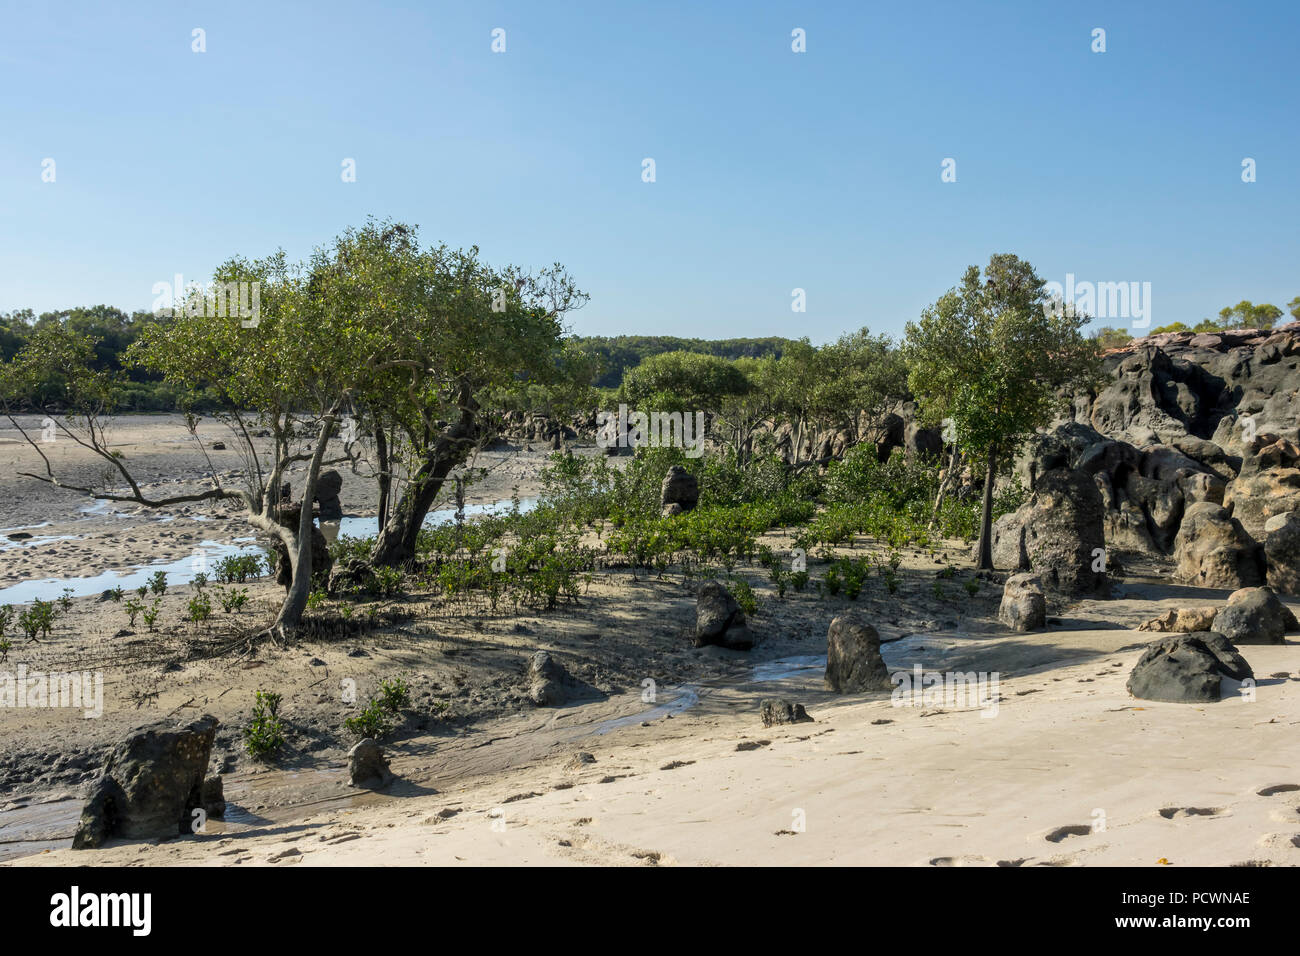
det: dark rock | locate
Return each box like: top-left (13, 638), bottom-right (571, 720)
top-left (760, 699), bottom-right (814, 726)
top-left (991, 469), bottom-right (1109, 596)
top-left (1127, 632), bottom-right (1253, 703)
top-left (71, 714), bottom-right (219, 848)
top-left (694, 580), bottom-right (753, 650)
top-left (661, 465), bottom-right (699, 514)
top-left (1212, 587), bottom-right (1290, 645)
top-left (347, 738), bottom-right (393, 788)
top-left (825, 614), bottom-right (891, 693)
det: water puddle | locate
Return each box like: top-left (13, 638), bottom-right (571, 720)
top-left (594, 686), bottom-right (701, 734)
top-left (0, 797), bottom-right (81, 862)
top-left (0, 497), bottom-right (539, 606)
top-left (0, 539), bottom-right (264, 605)
top-left (336, 498), bottom-right (538, 539)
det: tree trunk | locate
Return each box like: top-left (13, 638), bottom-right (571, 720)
top-left (929, 445), bottom-right (963, 528)
top-left (369, 392), bottom-right (479, 568)
top-left (975, 447), bottom-right (997, 571)
top-left (273, 414), bottom-right (337, 634)
top-left (375, 419), bottom-right (390, 531)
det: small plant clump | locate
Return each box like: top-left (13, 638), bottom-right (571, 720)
top-left (243, 690), bottom-right (286, 760)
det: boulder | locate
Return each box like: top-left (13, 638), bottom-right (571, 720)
top-left (694, 580), bottom-right (753, 650)
top-left (347, 738), bottom-right (394, 788)
top-left (903, 421), bottom-right (943, 459)
top-left (824, 614), bottom-right (891, 693)
top-left (1018, 469), bottom-right (1109, 596)
top-left (661, 465), bottom-right (699, 514)
top-left (1136, 607), bottom-right (1220, 633)
top-left (998, 573), bottom-right (1046, 632)
top-left (1172, 502), bottom-right (1265, 589)
top-left (72, 715), bottom-right (219, 849)
top-left (759, 699), bottom-right (814, 727)
top-left (986, 512), bottom-right (1028, 571)
top-left (1126, 632), bottom-right (1253, 703)
top-left (1264, 511), bottom-right (1300, 596)
top-left (527, 650), bottom-right (570, 705)
top-left (1212, 587), bottom-right (1290, 645)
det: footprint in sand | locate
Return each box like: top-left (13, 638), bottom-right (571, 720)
top-left (928, 855), bottom-right (993, 867)
top-left (1257, 784), bottom-right (1300, 797)
top-left (1044, 824), bottom-right (1093, 843)
top-left (1158, 806), bottom-right (1227, 819)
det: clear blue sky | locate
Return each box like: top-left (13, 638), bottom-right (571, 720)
top-left (2, 0), bottom-right (1296, 342)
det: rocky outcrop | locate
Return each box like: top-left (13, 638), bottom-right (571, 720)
top-left (999, 573), bottom-right (1046, 631)
top-left (661, 465), bottom-right (699, 515)
top-left (72, 715), bottom-right (219, 849)
top-left (1014, 324), bottom-right (1299, 570)
top-left (1172, 502), bottom-right (1265, 589)
top-left (694, 581), bottom-right (753, 650)
top-left (1226, 439), bottom-right (1300, 539)
top-left (824, 614), bottom-right (891, 693)
top-left (983, 468), bottom-right (1108, 597)
top-left (1127, 632), bottom-right (1254, 703)
top-left (1264, 512), bottom-right (1300, 595)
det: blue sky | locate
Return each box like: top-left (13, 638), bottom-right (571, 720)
top-left (2, 0), bottom-right (1296, 342)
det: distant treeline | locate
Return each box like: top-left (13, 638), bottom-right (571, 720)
top-left (0, 305), bottom-right (224, 410)
top-left (571, 335), bottom-right (797, 388)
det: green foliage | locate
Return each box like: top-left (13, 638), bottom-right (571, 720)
top-left (344, 699), bottom-right (395, 740)
top-left (146, 570), bottom-right (168, 596)
top-left (727, 578), bottom-right (758, 616)
top-left (621, 349), bottom-right (750, 412)
top-left (215, 585), bottom-right (249, 613)
top-left (142, 597), bottom-right (162, 631)
top-left (243, 690), bottom-right (286, 760)
top-left (123, 597), bottom-right (145, 627)
top-left (213, 554), bottom-right (262, 584)
top-left (376, 675), bottom-right (411, 713)
top-left (187, 591), bottom-right (212, 624)
top-left (18, 600), bottom-right (56, 641)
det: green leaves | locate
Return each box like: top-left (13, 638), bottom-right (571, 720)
top-left (902, 253), bottom-right (1102, 465)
